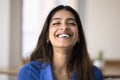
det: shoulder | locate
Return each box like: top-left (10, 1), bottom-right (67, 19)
top-left (92, 66), bottom-right (104, 80)
top-left (18, 61), bottom-right (49, 80)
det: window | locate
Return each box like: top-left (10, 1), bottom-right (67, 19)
top-left (22, 0), bottom-right (57, 59)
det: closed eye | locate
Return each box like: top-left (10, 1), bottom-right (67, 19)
top-left (67, 23), bottom-right (77, 26)
top-left (52, 23), bottom-right (60, 25)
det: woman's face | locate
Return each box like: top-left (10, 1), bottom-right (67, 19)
top-left (48, 9), bottom-right (79, 49)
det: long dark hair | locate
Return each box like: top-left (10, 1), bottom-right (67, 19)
top-left (30, 5), bottom-right (92, 80)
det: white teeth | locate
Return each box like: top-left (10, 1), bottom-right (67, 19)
top-left (58, 34), bottom-right (70, 38)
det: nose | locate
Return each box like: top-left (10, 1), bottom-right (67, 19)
top-left (60, 24), bottom-right (70, 31)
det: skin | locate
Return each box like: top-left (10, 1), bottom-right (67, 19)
top-left (48, 9), bottom-right (79, 80)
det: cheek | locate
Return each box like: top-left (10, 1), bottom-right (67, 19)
top-left (73, 27), bottom-right (78, 35)
top-left (48, 27), bottom-right (56, 40)
top-left (49, 26), bottom-right (57, 32)
top-left (74, 28), bottom-right (79, 41)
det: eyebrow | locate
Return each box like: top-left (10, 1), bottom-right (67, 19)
top-left (66, 18), bottom-right (76, 21)
top-left (51, 18), bottom-right (61, 22)
top-left (51, 18), bottom-right (76, 22)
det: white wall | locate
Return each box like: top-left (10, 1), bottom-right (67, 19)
top-left (0, 0), bottom-right (10, 79)
top-left (0, 0), bottom-right (22, 80)
top-left (0, 0), bottom-right (10, 69)
top-left (0, 0), bottom-right (10, 80)
top-left (86, 0), bottom-right (120, 60)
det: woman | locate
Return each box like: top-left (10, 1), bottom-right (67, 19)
top-left (18, 5), bottom-right (103, 80)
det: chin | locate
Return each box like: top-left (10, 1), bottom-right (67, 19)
top-left (57, 44), bottom-right (74, 48)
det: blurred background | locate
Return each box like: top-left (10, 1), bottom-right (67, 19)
top-left (0, 0), bottom-right (120, 80)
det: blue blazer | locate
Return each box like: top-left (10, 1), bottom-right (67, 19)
top-left (18, 61), bottom-right (103, 80)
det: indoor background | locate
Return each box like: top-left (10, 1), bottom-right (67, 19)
top-left (0, 0), bottom-right (120, 80)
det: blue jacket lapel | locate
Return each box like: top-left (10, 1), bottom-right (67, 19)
top-left (40, 64), bottom-right (54, 80)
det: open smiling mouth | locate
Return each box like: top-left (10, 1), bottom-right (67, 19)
top-left (56, 33), bottom-right (72, 38)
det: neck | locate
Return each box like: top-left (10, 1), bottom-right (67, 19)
top-left (52, 47), bottom-right (72, 70)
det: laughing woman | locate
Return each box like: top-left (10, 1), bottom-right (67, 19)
top-left (18, 5), bottom-right (103, 80)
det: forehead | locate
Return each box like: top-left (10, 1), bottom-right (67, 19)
top-left (51, 9), bottom-right (75, 21)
